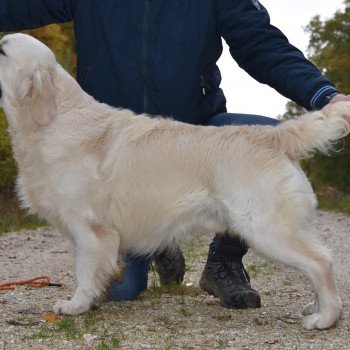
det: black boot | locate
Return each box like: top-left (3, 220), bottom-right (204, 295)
top-left (200, 248), bottom-right (261, 308)
top-left (154, 246), bottom-right (185, 286)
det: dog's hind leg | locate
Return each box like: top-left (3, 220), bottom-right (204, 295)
top-left (231, 219), bottom-right (341, 330)
top-left (53, 220), bottom-right (121, 315)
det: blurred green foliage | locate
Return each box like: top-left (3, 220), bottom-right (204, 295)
top-left (0, 24), bottom-right (75, 233)
top-left (0, 23), bottom-right (76, 194)
top-left (280, 3), bottom-right (350, 197)
top-left (0, 109), bottom-right (17, 191)
top-left (304, 2), bottom-right (350, 194)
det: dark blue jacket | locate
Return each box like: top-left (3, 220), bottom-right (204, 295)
top-left (0, 0), bottom-right (339, 124)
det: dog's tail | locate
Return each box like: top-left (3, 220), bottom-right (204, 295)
top-left (272, 101), bottom-right (350, 160)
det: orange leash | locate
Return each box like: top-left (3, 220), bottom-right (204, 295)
top-left (0, 276), bottom-right (51, 291)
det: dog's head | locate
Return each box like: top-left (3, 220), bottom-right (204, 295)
top-left (0, 33), bottom-right (57, 126)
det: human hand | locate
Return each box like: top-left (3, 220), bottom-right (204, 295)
top-left (329, 94), bottom-right (350, 103)
top-left (330, 94), bottom-right (350, 125)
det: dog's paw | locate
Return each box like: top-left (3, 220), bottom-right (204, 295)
top-left (302, 301), bottom-right (318, 316)
top-left (302, 313), bottom-right (336, 330)
top-left (53, 299), bottom-right (91, 315)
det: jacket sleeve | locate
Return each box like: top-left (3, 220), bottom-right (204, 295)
top-left (216, 0), bottom-right (340, 110)
top-left (0, 0), bottom-right (75, 31)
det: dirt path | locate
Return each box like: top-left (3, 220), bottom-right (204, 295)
top-left (0, 210), bottom-right (349, 349)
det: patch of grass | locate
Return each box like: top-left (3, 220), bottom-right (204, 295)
top-left (83, 311), bottom-right (98, 332)
top-left (318, 197), bottom-right (350, 215)
top-left (97, 341), bottom-right (110, 350)
top-left (0, 193), bottom-right (47, 235)
top-left (32, 324), bottom-right (53, 340)
top-left (182, 235), bottom-right (209, 263)
top-left (245, 263), bottom-right (260, 278)
top-left (95, 335), bottom-right (123, 349)
top-left (154, 315), bottom-right (171, 325)
top-left (32, 309), bottom-right (125, 346)
top-left (55, 316), bottom-right (80, 340)
top-left (164, 343), bottom-right (173, 350)
top-left (261, 289), bottom-right (277, 297)
top-left (217, 338), bottom-right (229, 348)
top-left (111, 335), bottom-right (122, 347)
top-left (140, 284), bottom-right (203, 301)
top-left (179, 306), bottom-right (193, 317)
top-left (0, 208), bottom-right (46, 235)
top-left (283, 277), bottom-right (293, 286)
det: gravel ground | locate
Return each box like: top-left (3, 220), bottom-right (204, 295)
top-left (0, 210), bottom-right (349, 350)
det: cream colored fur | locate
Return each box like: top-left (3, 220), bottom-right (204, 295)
top-left (1, 33), bottom-right (349, 330)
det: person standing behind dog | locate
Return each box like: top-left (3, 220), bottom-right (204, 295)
top-left (1, 0), bottom-right (350, 308)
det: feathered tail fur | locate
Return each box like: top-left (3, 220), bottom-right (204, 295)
top-left (273, 101), bottom-right (350, 160)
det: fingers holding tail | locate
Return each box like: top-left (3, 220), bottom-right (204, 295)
top-left (273, 101), bottom-right (350, 160)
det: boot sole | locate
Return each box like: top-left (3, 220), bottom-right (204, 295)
top-left (200, 278), bottom-right (261, 309)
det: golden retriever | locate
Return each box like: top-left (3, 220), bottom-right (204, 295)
top-left (0, 33), bottom-right (349, 330)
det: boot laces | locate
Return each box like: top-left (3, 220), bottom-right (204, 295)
top-left (215, 259), bottom-right (251, 285)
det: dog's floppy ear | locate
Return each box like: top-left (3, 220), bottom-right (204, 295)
top-left (30, 67), bottom-right (56, 125)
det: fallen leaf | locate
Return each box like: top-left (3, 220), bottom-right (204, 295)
top-left (43, 312), bottom-right (60, 324)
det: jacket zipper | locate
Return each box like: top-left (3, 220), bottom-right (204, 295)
top-left (143, 0), bottom-right (150, 113)
top-left (200, 75), bottom-right (206, 95)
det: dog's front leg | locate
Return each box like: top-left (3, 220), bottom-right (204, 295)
top-left (53, 221), bottom-right (121, 315)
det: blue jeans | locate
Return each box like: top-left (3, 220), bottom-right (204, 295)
top-left (109, 113), bottom-right (279, 301)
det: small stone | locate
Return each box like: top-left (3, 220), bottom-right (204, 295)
top-left (82, 333), bottom-right (99, 346)
top-left (253, 316), bottom-right (263, 325)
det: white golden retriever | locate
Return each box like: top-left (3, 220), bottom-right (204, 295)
top-left (0, 33), bottom-right (349, 330)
